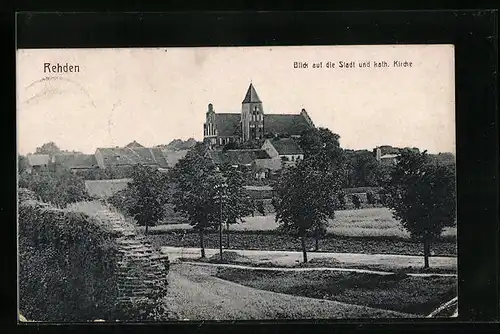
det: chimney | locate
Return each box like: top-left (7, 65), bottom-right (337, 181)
top-left (208, 103), bottom-right (214, 113)
top-left (375, 147), bottom-right (382, 161)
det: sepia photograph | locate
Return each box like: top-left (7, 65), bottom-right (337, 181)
top-left (17, 45), bottom-right (457, 322)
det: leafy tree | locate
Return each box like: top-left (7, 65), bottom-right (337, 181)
top-left (218, 166), bottom-right (254, 248)
top-left (351, 194), bottom-right (361, 209)
top-left (171, 144), bottom-right (220, 258)
top-left (35, 142), bottom-right (61, 155)
top-left (222, 142), bottom-right (238, 152)
top-left (277, 132), bottom-right (291, 139)
top-left (274, 150), bottom-right (343, 263)
top-left (344, 150), bottom-right (386, 188)
top-left (18, 155), bottom-right (28, 174)
top-left (256, 201), bottom-right (266, 216)
top-left (373, 163), bottom-right (394, 188)
top-left (384, 149), bottom-right (456, 268)
top-left (299, 127), bottom-right (341, 159)
top-left (336, 192), bottom-right (346, 210)
top-left (366, 191), bottom-right (376, 205)
top-left (109, 165), bottom-right (170, 234)
top-left (18, 170), bottom-right (89, 207)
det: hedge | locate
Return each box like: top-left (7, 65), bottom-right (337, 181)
top-left (18, 194), bottom-right (171, 322)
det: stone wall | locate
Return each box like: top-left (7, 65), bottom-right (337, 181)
top-left (84, 207), bottom-right (171, 320)
top-left (18, 191), bottom-right (171, 321)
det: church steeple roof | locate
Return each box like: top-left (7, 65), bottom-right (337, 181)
top-left (242, 83), bottom-right (262, 103)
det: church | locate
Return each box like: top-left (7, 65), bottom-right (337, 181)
top-left (203, 83), bottom-right (315, 147)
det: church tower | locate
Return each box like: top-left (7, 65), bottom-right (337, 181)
top-left (241, 83), bottom-right (264, 142)
top-left (203, 103), bottom-right (217, 146)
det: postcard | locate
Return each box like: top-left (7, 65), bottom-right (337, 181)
top-left (17, 45), bottom-right (457, 322)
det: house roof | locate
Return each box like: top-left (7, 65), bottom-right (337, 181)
top-left (125, 140), bottom-right (145, 148)
top-left (209, 149), bottom-right (271, 166)
top-left (268, 138), bottom-right (304, 155)
top-left (242, 83), bottom-right (262, 103)
top-left (27, 154), bottom-right (50, 166)
top-left (263, 114), bottom-right (312, 135)
top-left (160, 149), bottom-right (189, 168)
top-left (253, 157), bottom-right (282, 171)
top-left (54, 153), bottom-right (98, 169)
top-left (214, 113), bottom-right (241, 137)
top-left (211, 112), bottom-right (312, 137)
top-left (96, 147), bottom-right (169, 168)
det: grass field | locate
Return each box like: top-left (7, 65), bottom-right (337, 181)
top-left (146, 207), bottom-right (457, 240)
top-left (215, 267), bottom-right (457, 316)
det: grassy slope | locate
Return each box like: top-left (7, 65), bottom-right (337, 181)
top-left (164, 263), bottom-right (412, 320)
top-left (215, 267), bottom-right (457, 316)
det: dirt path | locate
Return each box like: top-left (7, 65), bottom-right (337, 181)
top-left (180, 261), bottom-right (457, 278)
top-left (161, 246), bottom-right (457, 271)
top-left (163, 263), bottom-right (414, 320)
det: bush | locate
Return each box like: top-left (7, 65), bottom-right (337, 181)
top-left (379, 191), bottom-right (388, 206)
top-left (18, 195), bottom-right (170, 321)
top-left (18, 170), bottom-right (90, 207)
top-left (256, 201), bottom-right (266, 216)
top-left (366, 191), bottom-right (376, 205)
top-left (19, 200), bottom-right (120, 321)
top-left (336, 192), bottom-right (346, 210)
top-left (351, 194), bottom-right (361, 209)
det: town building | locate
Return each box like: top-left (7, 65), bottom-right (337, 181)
top-left (209, 149), bottom-right (272, 169)
top-left (52, 153), bottom-right (99, 173)
top-left (203, 83), bottom-right (315, 147)
top-left (262, 138), bottom-right (304, 165)
top-left (94, 147), bottom-right (169, 170)
top-left (25, 154), bottom-right (50, 173)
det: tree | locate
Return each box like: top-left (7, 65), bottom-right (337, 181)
top-left (366, 191), bottom-right (376, 205)
top-left (222, 142), bottom-right (238, 151)
top-left (18, 155), bottom-right (28, 174)
top-left (299, 127), bottom-right (341, 159)
top-left (35, 142), bottom-right (61, 155)
top-left (256, 201), bottom-right (266, 216)
top-left (351, 194), bottom-right (361, 209)
top-left (344, 150), bottom-right (389, 188)
top-left (171, 144), bottom-right (220, 258)
top-left (219, 166), bottom-right (254, 248)
top-left (110, 165), bottom-right (170, 235)
top-left (384, 149), bottom-right (456, 268)
top-left (274, 155), bottom-right (341, 263)
top-left (336, 192), bottom-right (346, 210)
top-left (274, 135), bottom-right (343, 262)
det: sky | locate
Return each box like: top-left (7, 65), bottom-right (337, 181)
top-left (17, 45), bottom-right (455, 155)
